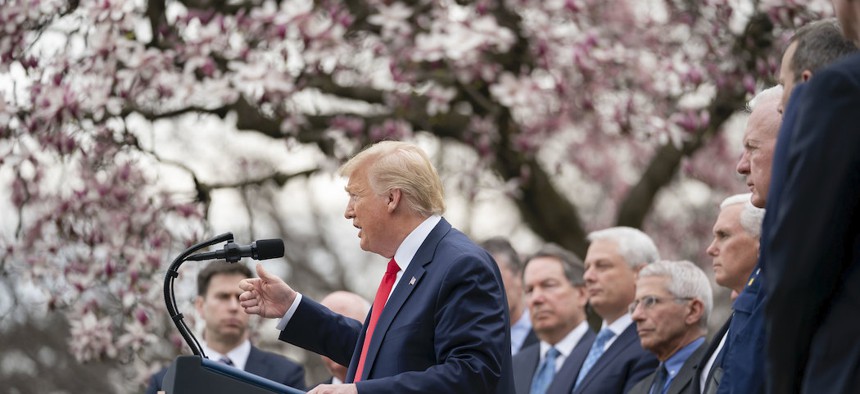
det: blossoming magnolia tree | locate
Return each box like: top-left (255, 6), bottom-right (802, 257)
top-left (0, 0), bottom-right (830, 389)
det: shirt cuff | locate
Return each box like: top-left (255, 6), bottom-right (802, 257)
top-left (275, 293), bottom-right (302, 331)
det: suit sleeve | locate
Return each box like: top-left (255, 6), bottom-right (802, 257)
top-left (765, 62), bottom-right (860, 392)
top-left (356, 253), bottom-right (510, 393)
top-left (279, 297), bottom-right (364, 366)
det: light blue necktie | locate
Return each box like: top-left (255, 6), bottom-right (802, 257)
top-left (530, 347), bottom-right (560, 394)
top-left (574, 328), bottom-right (615, 389)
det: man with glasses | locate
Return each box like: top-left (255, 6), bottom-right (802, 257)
top-left (628, 261), bottom-right (712, 394)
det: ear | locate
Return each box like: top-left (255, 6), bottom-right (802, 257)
top-left (685, 298), bottom-right (705, 326)
top-left (386, 188), bottom-right (402, 213)
top-left (801, 70), bottom-right (813, 82)
top-left (194, 296), bottom-right (205, 316)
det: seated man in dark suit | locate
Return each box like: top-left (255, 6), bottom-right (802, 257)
top-left (572, 227), bottom-right (660, 394)
top-left (482, 236), bottom-right (538, 356)
top-left (512, 244), bottom-right (591, 394)
top-left (145, 262), bottom-right (305, 394)
top-left (316, 291), bottom-right (369, 386)
top-left (628, 261), bottom-right (711, 394)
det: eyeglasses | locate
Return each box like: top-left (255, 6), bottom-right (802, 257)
top-left (628, 295), bottom-right (693, 314)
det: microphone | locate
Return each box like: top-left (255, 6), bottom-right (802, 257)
top-left (187, 239), bottom-right (285, 263)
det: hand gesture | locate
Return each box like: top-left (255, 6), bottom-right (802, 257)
top-left (238, 263), bottom-right (296, 319)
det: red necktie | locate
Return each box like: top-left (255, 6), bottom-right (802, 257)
top-left (354, 258), bottom-right (400, 382)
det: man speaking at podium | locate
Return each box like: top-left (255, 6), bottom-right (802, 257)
top-left (239, 141), bottom-right (515, 394)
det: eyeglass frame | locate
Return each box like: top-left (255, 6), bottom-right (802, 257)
top-left (628, 295), bottom-right (694, 314)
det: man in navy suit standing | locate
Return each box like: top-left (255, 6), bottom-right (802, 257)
top-left (239, 141), bottom-right (514, 394)
top-left (765, 3), bottom-right (860, 392)
top-left (145, 262), bottom-right (306, 393)
top-left (512, 244), bottom-right (592, 394)
top-left (571, 227), bottom-right (659, 394)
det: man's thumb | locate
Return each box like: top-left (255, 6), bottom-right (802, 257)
top-left (256, 263), bottom-right (275, 281)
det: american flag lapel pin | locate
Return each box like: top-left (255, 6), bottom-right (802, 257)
top-left (409, 277), bottom-right (416, 286)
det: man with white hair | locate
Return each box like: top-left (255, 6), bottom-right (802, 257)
top-left (713, 86), bottom-right (782, 394)
top-left (628, 261), bottom-right (712, 394)
top-left (699, 194), bottom-right (764, 393)
top-left (571, 227), bottom-right (659, 394)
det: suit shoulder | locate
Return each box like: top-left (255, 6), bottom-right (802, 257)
top-left (250, 346), bottom-right (304, 370)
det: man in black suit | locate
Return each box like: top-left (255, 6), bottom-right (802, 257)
top-left (765, 4), bottom-right (860, 392)
top-left (512, 244), bottom-right (591, 394)
top-left (145, 262), bottom-right (305, 394)
top-left (628, 261), bottom-right (711, 394)
top-left (572, 227), bottom-right (659, 394)
top-left (481, 236), bottom-right (539, 356)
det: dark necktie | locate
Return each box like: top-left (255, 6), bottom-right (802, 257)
top-left (651, 363), bottom-right (668, 394)
top-left (354, 258), bottom-right (400, 381)
top-left (218, 356), bottom-right (234, 366)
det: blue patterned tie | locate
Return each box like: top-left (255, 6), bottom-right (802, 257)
top-left (574, 328), bottom-right (615, 389)
top-left (530, 347), bottom-right (560, 394)
top-left (218, 357), bottom-right (234, 366)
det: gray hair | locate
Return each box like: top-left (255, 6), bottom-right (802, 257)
top-left (525, 243), bottom-right (585, 286)
top-left (480, 236), bottom-right (524, 274)
top-left (747, 85), bottom-right (783, 113)
top-left (587, 226), bottom-right (660, 268)
top-left (720, 193), bottom-right (765, 238)
top-left (639, 260), bottom-right (713, 328)
top-left (789, 19), bottom-right (857, 81)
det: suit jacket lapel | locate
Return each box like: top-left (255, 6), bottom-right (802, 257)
top-left (514, 345), bottom-right (540, 394)
top-left (546, 329), bottom-right (595, 394)
top-left (668, 341), bottom-right (709, 394)
top-left (575, 324), bottom-right (638, 391)
top-left (355, 218), bottom-right (451, 381)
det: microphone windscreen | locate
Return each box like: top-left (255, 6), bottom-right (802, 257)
top-left (255, 239), bottom-right (285, 260)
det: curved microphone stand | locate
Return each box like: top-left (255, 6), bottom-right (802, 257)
top-left (163, 232), bottom-right (235, 357)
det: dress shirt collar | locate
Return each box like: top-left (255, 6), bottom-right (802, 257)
top-left (201, 339), bottom-right (252, 371)
top-left (599, 313), bottom-right (633, 350)
top-left (393, 215), bottom-right (442, 272)
top-left (511, 309), bottom-right (533, 354)
top-left (665, 336), bottom-right (705, 379)
top-left (539, 320), bottom-right (590, 363)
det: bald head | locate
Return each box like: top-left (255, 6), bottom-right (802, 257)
top-left (319, 291), bottom-right (370, 382)
top-left (320, 291), bottom-right (370, 322)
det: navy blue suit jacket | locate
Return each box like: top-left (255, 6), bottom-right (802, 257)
top-left (766, 53), bottom-right (860, 393)
top-left (570, 323), bottom-right (658, 394)
top-left (280, 218), bottom-right (515, 393)
top-left (144, 345), bottom-right (306, 394)
top-left (712, 86), bottom-right (811, 394)
top-left (511, 329), bottom-right (595, 394)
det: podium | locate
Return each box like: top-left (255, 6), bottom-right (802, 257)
top-left (161, 356), bottom-right (305, 394)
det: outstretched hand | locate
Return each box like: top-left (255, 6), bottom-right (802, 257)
top-left (238, 263), bottom-right (296, 319)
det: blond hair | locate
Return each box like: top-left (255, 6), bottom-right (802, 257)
top-left (339, 141), bottom-right (445, 217)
